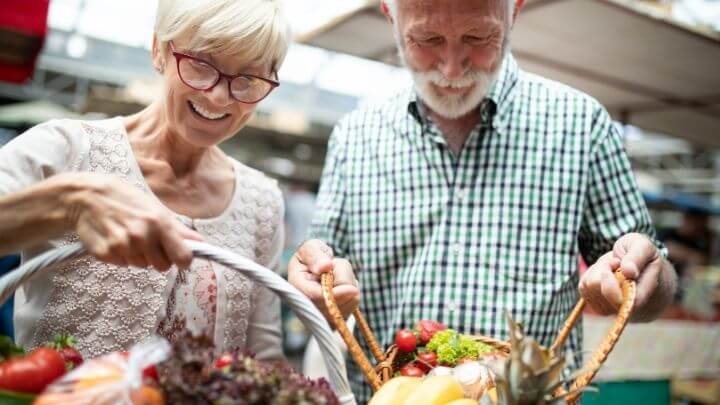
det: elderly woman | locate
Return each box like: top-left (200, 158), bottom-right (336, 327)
top-left (0, 0), bottom-right (289, 360)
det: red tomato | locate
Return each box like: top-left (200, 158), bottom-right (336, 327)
top-left (394, 329), bottom-right (417, 353)
top-left (215, 353), bottom-right (233, 369)
top-left (0, 347), bottom-right (66, 393)
top-left (119, 351), bottom-right (158, 382)
top-left (400, 363), bottom-right (425, 377)
top-left (415, 320), bottom-right (446, 345)
top-left (142, 364), bottom-right (159, 382)
top-left (416, 351), bottom-right (438, 372)
top-left (50, 334), bottom-right (83, 369)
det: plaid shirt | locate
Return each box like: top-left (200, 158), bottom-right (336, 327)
top-left (311, 53), bottom-right (664, 401)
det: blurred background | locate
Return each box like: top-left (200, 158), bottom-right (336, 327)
top-left (0, 0), bottom-right (719, 403)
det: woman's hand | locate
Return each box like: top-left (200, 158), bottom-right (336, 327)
top-left (60, 172), bottom-right (203, 270)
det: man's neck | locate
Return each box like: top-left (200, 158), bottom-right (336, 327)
top-left (424, 105), bottom-right (483, 156)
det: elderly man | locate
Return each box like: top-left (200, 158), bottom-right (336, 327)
top-left (289, 0), bottom-right (677, 400)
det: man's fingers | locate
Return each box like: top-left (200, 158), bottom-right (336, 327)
top-left (614, 234), bottom-right (658, 279)
top-left (333, 285), bottom-right (360, 305)
top-left (581, 259), bottom-right (622, 315)
top-left (633, 260), bottom-right (663, 309)
top-left (332, 258), bottom-right (357, 286)
top-left (600, 270), bottom-right (623, 308)
top-left (297, 239), bottom-right (334, 275)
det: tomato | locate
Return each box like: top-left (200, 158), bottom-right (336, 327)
top-left (58, 347), bottom-right (83, 369)
top-left (399, 363), bottom-right (425, 377)
top-left (142, 364), bottom-right (159, 382)
top-left (416, 351), bottom-right (438, 372)
top-left (0, 347), bottom-right (66, 393)
top-left (415, 320), bottom-right (446, 345)
top-left (119, 351), bottom-right (159, 382)
top-left (394, 329), bottom-right (417, 353)
top-left (215, 353), bottom-right (233, 369)
top-left (50, 334), bottom-right (83, 369)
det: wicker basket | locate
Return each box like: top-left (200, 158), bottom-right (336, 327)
top-left (0, 241), bottom-right (357, 405)
top-left (321, 271), bottom-right (636, 404)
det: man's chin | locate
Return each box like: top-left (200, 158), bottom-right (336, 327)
top-left (416, 85), bottom-right (483, 119)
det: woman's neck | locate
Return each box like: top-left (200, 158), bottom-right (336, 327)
top-left (123, 102), bottom-right (213, 178)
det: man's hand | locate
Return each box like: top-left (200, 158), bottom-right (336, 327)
top-left (287, 239), bottom-right (360, 323)
top-left (580, 232), bottom-right (675, 321)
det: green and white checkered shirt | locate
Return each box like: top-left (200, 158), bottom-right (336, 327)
top-left (311, 53), bottom-right (663, 402)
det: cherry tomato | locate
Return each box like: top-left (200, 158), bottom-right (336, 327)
top-left (416, 351), bottom-right (438, 372)
top-left (394, 329), bottom-right (417, 353)
top-left (400, 363), bottom-right (425, 377)
top-left (215, 353), bottom-right (233, 369)
top-left (415, 320), bottom-right (446, 345)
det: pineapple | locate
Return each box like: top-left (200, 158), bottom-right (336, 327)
top-left (481, 312), bottom-right (573, 405)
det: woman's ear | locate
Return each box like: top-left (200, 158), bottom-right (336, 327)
top-left (151, 35), bottom-right (166, 74)
top-left (512, 0), bottom-right (526, 26)
top-left (380, 1), bottom-right (394, 24)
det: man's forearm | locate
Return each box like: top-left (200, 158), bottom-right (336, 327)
top-left (631, 259), bottom-right (677, 322)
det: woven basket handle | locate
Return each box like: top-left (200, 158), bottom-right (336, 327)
top-left (552, 270), bottom-right (636, 403)
top-left (321, 272), bottom-right (388, 392)
top-left (0, 241), bottom-right (357, 405)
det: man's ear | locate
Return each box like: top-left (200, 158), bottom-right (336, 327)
top-left (380, 1), bottom-right (394, 24)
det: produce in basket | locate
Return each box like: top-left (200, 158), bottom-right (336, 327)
top-left (426, 329), bottom-right (495, 366)
top-left (367, 376), bottom-right (421, 405)
top-left (480, 313), bottom-right (573, 405)
top-left (157, 330), bottom-right (339, 405)
top-left (391, 319), bottom-right (497, 379)
top-left (370, 374), bottom-right (464, 405)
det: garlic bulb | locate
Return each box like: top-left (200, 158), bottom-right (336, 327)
top-left (453, 361), bottom-right (495, 400)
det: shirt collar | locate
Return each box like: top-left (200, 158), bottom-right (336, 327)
top-left (406, 52), bottom-right (519, 127)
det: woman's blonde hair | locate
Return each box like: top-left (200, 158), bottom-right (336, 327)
top-left (155, 0), bottom-right (290, 73)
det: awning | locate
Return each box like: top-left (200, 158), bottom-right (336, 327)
top-left (298, 0), bottom-right (720, 148)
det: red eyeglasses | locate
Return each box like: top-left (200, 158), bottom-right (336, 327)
top-left (169, 41), bottom-right (279, 104)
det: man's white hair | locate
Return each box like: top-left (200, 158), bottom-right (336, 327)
top-left (155, 0), bottom-right (290, 72)
top-left (384, 0), bottom-right (515, 18)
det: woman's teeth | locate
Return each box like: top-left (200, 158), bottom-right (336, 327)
top-left (189, 101), bottom-right (228, 120)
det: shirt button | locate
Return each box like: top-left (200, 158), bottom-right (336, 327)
top-left (456, 188), bottom-right (468, 202)
top-left (448, 301), bottom-right (457, 312)
top-left (452, 243), bottom-right (462, 255)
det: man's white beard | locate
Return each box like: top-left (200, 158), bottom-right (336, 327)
top-left (397, 42), bottom-right (504, 119)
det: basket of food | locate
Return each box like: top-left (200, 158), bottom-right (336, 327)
top-left (320, 271), bottom-right (636, 405)
top-left (0, 241), bottom-right (356, 405)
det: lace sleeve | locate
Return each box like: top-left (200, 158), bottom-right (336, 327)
top-left (0, 119), bottom-right (87, 196)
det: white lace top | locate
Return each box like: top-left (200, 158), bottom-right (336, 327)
top-left (0, 117), bottom-right (285, 360)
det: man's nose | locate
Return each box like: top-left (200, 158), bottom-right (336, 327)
top-left (439, 42), bottom-right (469, 81)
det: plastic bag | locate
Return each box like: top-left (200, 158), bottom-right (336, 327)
top-left (33, 335), bottom-right (170, 405)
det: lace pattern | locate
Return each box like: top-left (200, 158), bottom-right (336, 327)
top-left (26, 119), bottom-right (282, 357)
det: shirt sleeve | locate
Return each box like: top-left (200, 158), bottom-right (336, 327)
top-left (0, 119), bottom-right (86, 197)
top-left (245, 198), bottom-right (285, 361)
top-left (578, 108), bottom-right (667, 265)
top-left (309, 118), bottom-right (350, 257)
